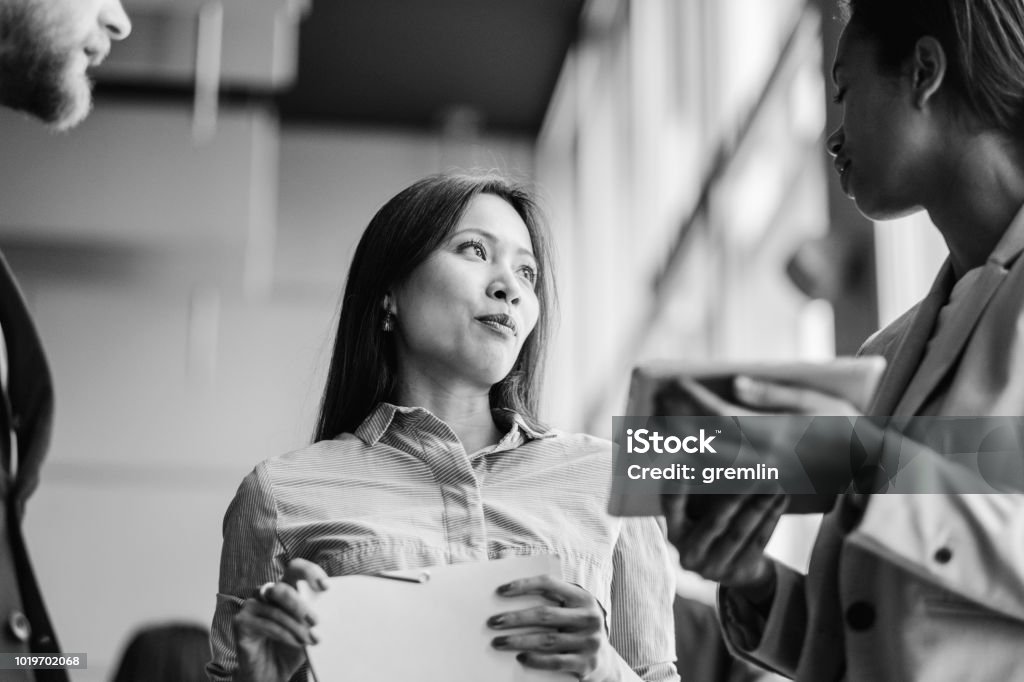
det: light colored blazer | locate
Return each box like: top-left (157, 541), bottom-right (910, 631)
top-left (722, 204), bottom-right (1024, 681)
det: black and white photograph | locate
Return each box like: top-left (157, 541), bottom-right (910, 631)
top-left (1, 0), bottom-right (1022, 680)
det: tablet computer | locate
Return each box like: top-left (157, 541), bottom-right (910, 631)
top-left (625, 355), bottom-right (887, 417)
top-left (609, 355), bottom-right (887, 516)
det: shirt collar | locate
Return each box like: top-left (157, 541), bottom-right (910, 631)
top-left (352, 402), bottom-right (556, 446)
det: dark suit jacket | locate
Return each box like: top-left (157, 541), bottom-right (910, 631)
top-left (0, 251), bottom-right (65, 681)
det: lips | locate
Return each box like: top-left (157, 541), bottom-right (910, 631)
top-left (834, 158), bottom-right (852, 193)
top-left (476, 313), bottom-right (518, 337)
top-left (84, 42), bottom-right (111, 67)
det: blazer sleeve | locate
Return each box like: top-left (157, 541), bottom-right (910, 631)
top-left (608, 516), bottom-right (681, 682)
top-left (850, 465), bottom-right (1024, 621)
top-left (718, 560), bottom-right (807, 679)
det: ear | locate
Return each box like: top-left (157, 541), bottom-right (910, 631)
top-left (908, 36), bottom-right (947, 108)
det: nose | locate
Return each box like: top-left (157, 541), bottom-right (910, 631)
top-left (101, 0), bottom-right (132, 40)
top-left (486, 267), bottom-right (522, 305)
top-left (826, 126), bottom-right (844, 157)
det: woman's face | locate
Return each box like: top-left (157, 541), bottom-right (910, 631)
top-left (826, 26), bottom-right (933, 220)
top-left (390, 193), bottom-right (541, 393)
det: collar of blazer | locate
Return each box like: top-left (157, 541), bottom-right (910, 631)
top-left (0, 251), bottom-right (54, 493)
top-left (869, 202), bottom-right (1024, 416)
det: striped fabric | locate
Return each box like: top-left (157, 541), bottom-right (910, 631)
top-left (208, 403), bottom-right (679, 681)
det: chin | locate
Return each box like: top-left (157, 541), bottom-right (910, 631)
top-left (8, 62), bottom-right (93, 130)
top-left (483, 369), bottom-right (515, 389)
top-left (46, 73), bottom-right (93, 131)
top-left (852, 191), bottom-right (923, 222)
top-left (474, 362), bottom-right (517, 390)
top-left (856, 203), bottom-right (924, 223)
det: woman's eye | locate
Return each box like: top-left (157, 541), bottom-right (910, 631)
top-left (519, 265), bottom-right (537, 286)
top-left (460, 240), bottom-right (487, 259)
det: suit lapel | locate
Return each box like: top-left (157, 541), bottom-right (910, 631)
top-left (874, 203), bottom-right (1024, 416)
top-left (0, 252), bottom-right (54, 480)
top-left (894, 263), bottom-right (1006, 415)
top-left (868, 264), bottom-right (952, 415)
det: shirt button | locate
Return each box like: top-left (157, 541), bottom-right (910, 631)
top-left (7, 611), bottom-right (31, 643)
top-left (845, 601), bottom-right (875, 631)
top-left (934, 547), bottom-right (953, 564)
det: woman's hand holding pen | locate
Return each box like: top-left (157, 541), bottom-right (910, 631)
top-left (489, 575), bottom-right (620, 681)
top-left (233, 558), bottom-right (329, 682)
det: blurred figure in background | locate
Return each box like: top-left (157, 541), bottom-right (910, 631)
top-left (112, 622), bottom-right (210, 682)
top-left (664, 0), bottom-right (1024, 680)
top-left (0, 0), bottom-right (130, 678)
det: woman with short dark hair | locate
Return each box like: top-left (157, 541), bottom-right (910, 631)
top-left (207, 173), bottom-right (679, 682)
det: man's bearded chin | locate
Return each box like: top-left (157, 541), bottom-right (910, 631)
top-left (0, 7), bottom-right (93, 130)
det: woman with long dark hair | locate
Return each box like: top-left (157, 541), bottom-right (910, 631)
top-left (208, 173), bottom-right (679, 682)
top-left (664, 0), bottom-right (1024, 680)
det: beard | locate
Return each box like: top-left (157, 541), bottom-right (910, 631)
top-left (0, 2), bottom-right (92, 130)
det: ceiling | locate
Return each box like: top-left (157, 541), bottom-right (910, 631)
top-left (277, 0), bottom-right (583, 136)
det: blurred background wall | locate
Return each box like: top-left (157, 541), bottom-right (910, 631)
top-left (0, 0), bottom-right (948, 678)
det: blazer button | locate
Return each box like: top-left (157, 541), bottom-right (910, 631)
top-left (845, 601), bottom-right (875, 631)
top-left (7, 610), bottom-right (31, 642)
top-left (934, 547), bottom-right (953, 564)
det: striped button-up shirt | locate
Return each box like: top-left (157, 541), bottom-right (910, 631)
top-left (208, 403), bottom-right (679, 681)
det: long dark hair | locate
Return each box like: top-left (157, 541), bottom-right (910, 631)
top-left (841, 0), bottom-right (1024, 145)
top-left (313, 173), bottom-right (555, 441)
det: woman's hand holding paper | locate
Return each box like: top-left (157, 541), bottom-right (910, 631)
top-left (232, 558), bottom-right (329, 682)
top-left (489, 574), bottom-right (619, 681)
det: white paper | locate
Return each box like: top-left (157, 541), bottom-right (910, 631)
top-left (298, 555), bottom-right (573, 682)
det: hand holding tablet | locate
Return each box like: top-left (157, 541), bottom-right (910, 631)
top-left (610, 356), bottom-right (887, 516)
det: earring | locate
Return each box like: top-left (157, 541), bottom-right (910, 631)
top-left (382, 310), bottom-right (395, 332)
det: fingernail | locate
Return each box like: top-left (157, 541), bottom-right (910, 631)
top-left (492, 636), bottom-right (509, 648)
top-left (516, 652), bottom-right (528, 663)
top-left (317, 578), bottom-right (329, 591)
top-left (487, 614), bottom-right (505, 627)
top-left (305, 614), bottom-right (317, 627)
top-left (309, 632), bottom-right (319, 645)
top-left (496, 582), bottom-right (512, 595)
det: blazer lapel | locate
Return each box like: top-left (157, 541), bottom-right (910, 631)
top-left (0, 252), bottom-right (54, 494)
top-left (868, 264), bottom-right (952, 415)
top-left (882, 204), bottom-right (1024, 416)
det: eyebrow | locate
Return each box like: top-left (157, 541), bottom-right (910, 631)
top-left (454, 228), bottom-right (537, 261)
